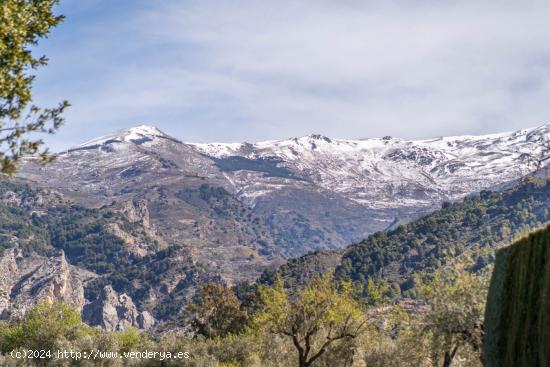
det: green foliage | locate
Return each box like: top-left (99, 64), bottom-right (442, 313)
top-left (115, 327), bottom-right (145, 353)
top-left (0, 181), bottom-right (134, 270)
top-left (258, 249), bottom-right (343, 292)
top-left (253, 274), bottom-right (366, 367)
top-left (485, 224), bottom-right (550, 367)
top-left (0, 276), bottom-right (493, 367)
top-left (0, 181), bottom-right (213, 320)
top-left (0, 0), bottom-right (68, 174)
top-left (47, 207), bottom-right (136, 274)
top-left (231, 281), bottom-right (262, 317)
top-left (360, 309), bottom-right (433, 367)
top-left (0, 302), bottom-right (88, 353)
top-left (365, 277), bottom-right (391, 306)
top-left (420, 261), bottom-right (489, 367)
top-left (357, 261), bottom-right (488, 367)
top-left (189, 282), bottom-right (249, 338)
top-left (335, 178), bottom-right (550, 294)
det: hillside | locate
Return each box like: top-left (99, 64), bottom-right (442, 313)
top-left (263, 177), bottom-right (550, 295)
top-left (0, 180), bottom-right (215, 328)
top-left (3, 124), bottom-right (549, 330)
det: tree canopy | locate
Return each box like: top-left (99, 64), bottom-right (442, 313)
top-left (0, 0), bottom-right (68, 174)
top-left (253, 274), bottom-right (366, 367)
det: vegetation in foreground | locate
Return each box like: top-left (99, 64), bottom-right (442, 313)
top-left (0, 0), bottom-right (68, 174)
top-left (0, 257), bottom-right (489, 367)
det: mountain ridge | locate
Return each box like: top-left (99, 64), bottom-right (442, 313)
top-left (60, 122), bottom-right (550, 210)
top-left (261, 176), bottom-right (550, 297)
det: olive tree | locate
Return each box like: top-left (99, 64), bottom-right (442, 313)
top-left (421, 264), bottom-right (489, 367)
top-left (189, 282), bottom-right (249, 338)
top-left (253, 274), bottom-right (366, 367)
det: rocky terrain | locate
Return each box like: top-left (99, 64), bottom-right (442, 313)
top-left (0, 249), bottom-right (91, 320)
top-left (82, 285), bottom-right (155, 331)
top-left (0, 181), bottom-right (215, 329)
top-left (0, 245), bottom-right (155, 331)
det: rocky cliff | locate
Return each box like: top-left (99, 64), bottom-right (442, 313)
top-left (0, 249), bottom-right (93, 320)
top-left (0, 180), bottom-right (208, 328)
top-left (83, 285), bottom-right (155, 331)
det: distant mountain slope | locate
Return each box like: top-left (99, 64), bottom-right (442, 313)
top-left (17, 126), bottom-right (398, 264)
top-left (337, 177), bottom-right (549, 286)
top-left (263, 177), bottom-right (550, 294)
top-left (258, 249), bottom-right (344, 292)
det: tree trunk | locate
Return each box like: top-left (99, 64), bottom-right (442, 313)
top-left (292, 333), bottom-right (307, 367)
top-left (442, 345), bottom-right (459, 367)
top-left (299, 354), bottom-right (307, 367)
top-left (442, 352), bottom-right (453, 367)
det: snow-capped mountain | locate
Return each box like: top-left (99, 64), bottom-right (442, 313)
top-left (16, 123), bottom-right (550, 280)
top-left (191, 124), bottom-right (549, 208)
top-left (74, 125), bottom-right (178, 148)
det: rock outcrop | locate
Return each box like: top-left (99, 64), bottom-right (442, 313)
top-left (110, 199), bottom-right (165, 256)
top-left (120, 199), bottom-right (151, 228)
top-left (1, 188), bottom-right (65, 209)
top-left (485, 224), bottom-right (550, 367)
top-left (0, 249), bottom-right (19, 316)
top-left (83, 285), bottom-right (155, 331)
top-left (0, 248), bottom-right (155, 330)
top-left (0, 249), bottom-right (93, 320)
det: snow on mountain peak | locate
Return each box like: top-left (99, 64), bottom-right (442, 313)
top-left (72, 124), bottom-right (172, 150)
top-left (187, 123), bottom-right (550, 208)
top-left (127, 124), bottom-right (166, 137)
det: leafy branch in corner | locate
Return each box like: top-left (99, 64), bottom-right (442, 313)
top-left (0, 0), bottom-right (68, 174)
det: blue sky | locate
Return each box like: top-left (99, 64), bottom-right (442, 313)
top-left (33, 0), bottom-right (550, 151)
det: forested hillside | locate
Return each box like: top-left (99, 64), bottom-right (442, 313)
top-left (17, 124), bottom-right (550, 276)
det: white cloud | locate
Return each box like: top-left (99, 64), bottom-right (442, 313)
top-left (33, 0), bottom-right (550, 150)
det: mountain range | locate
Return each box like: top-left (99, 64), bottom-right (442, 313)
top-left (0, 123), bottom-right (547, 328)
top-left (18, 123), bottom-right (550, 256)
